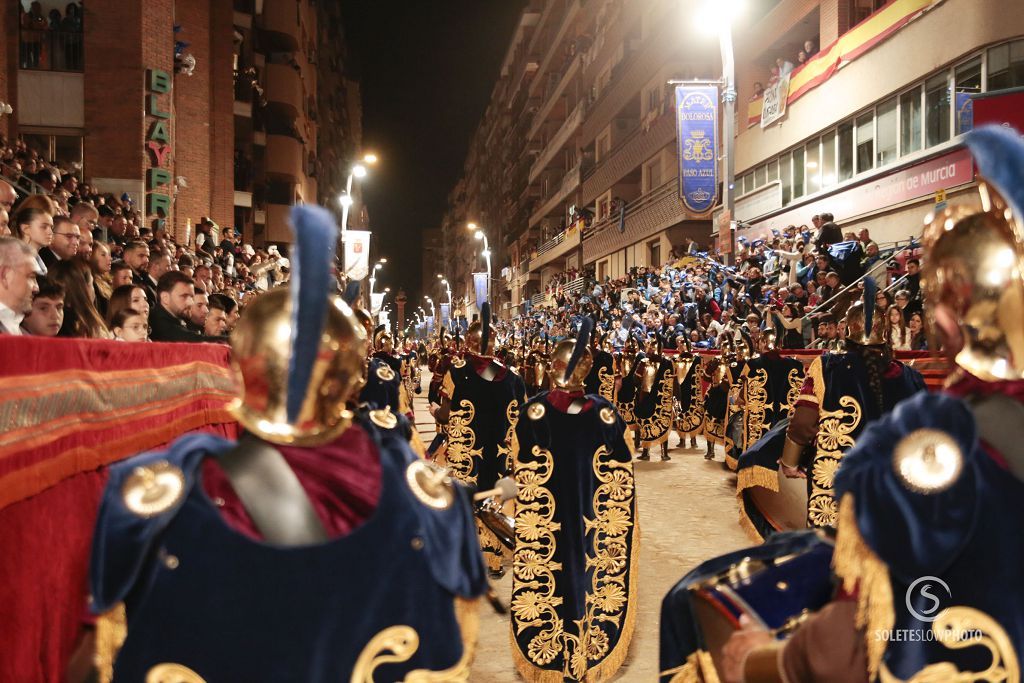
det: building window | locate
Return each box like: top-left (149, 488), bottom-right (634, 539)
top-left (766, 159), bottom-right (779, 183)
top-left (596, 190), bottom-right (612, 221)
top-left (876, 97), bottom-right (897, 167)
top-left (743, 173), bottom-right (754, 195)
top-left (847, 0), bottom-right (887, 28)
top-left (19, 3), bottom-right (85, 72)
top-left (954, 57), bottom-right (982, 134)
top-left (780, 153), bottom-right (792, 205)
top-left (855, 113), bottom-right (874, 174)
top-left (755, 164), bottom-right (767, 187)
top-left (598, 259), bottom-right (608, 282)
top-left (925, 73), bottom-right (951, 148)
top-left (987, 39), bottom-right (1024, 91)
top-left (649, 240), bottom-right (661, 267)
top-left (821, 130), bottom-right (837, 188)
top-left (792, 146), bottom-right (805, 199)
top-left (838, 121), bottom-right (855, 182)
top-left (805, 139), bottom-right (820, 195)
top-left (900, 86), bottom-right (923, 157)
top-left (20, 132), bottom-right (83, 173)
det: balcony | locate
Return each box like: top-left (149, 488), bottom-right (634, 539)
top-left (265, 134), bottom-right (304, 182)
top-left (529, 162), bottom-right (581, 228)
top-left (261, 0), bottom-right (301, 52)
top-left (529, 0), bottom-right (581, 98)
top-left (582, 182), bottom-right (687, 262)
top-left (266, 203), bottom-right (292, 243)
top-left (529, 55), bottom-right (582, 141)
top-left (581, 107), bottom-right (674, 205)
top-left (528, 226), bottom-right (582, 273)
top-left (579, 17), bottom-right (677, 145)
top-left (529, 102), bottom-right (583, 183)
top-left (264, 63), bottom-right (304, 119)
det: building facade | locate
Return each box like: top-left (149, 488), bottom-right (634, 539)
top-left (1, 0), bottom-right (362, 247)
top-left (728, 0), bottom-right (1024, 247)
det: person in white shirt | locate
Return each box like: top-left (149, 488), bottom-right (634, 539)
top-left (0, 237), bottom-right (42, 335)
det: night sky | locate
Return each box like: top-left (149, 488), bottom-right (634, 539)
top-left (339, 1), bottom-right (527, 302)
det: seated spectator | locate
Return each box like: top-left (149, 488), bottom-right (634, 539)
top-left (48, 259), bottom-right (109, 338)
top-left (189, 286), bottom-right (210, 332)
top-left (106, 283), bottom-right (151, 328)
top-left (887, 304), bottom-right (911, 351)
top-left (150, 271), bottom-right (220, 343)
top-left (0, 207), bottom-right (9, 237)
top-left (22, 280), bottom-right (65, 336)
top-left (894, 288), bottom-right (921, 322)
top-left (110, 308), bottom-right (150, 342)
top-left (0, 237), bottom-right (41, 335)
top-left (810, 314), bottom-right (840, 350)
top-left (143, 247), bottom-right (172, 307)
top-left (13, 206), bottom-right (53, 275)
top-left (904, 258), bottom-right (922, 301)
top-left (110, 261), bottom-right (133, 289)
top-left (205, 295), bottom-right (231, 337)
top-left (90, 241), bottom-right (112, 311)
top-left (908, 311), bottom-right (927, 351)
top-left (40, 215), bottom-right (81, 269)
top-left (122, 241), bottom-right (150, 285)
top-left (772, 302), bottom-right (805, 349)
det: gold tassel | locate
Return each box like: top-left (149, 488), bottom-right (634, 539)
top-left (93, 603), bottom-right (127, 683)
top-left (736, 492), bottom-right (767, 544)
top-left (736, 466), bottom-right (779, 493)
top-left (660, 650), bottom-right (720, 683)
top-left (833, 494), bottom-right (894, 680)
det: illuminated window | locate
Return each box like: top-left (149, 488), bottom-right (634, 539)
top-left (900, 87), bottom-right (922, 156)
top-left (876, 98), bottom-right (897, 167)
top-left (925, 73), bottom-right (951, 147)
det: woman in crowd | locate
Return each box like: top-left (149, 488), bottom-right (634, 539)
top-left (106, 284), bottom-right (150, 328)
top-left (908, 311), bottom-right (927, 351)
top-left (772, 302), bottom-right (805, 349)
top-left (90, 240), bottom-right (113, 315)
top-left (48, 260), bottom-right (110, 338)
top-left (12, 206), bottom-right (53, 274)
top-left (886, 304), bottom-right (911, 350)
top-left (110, 308), bottom-right (150, 342)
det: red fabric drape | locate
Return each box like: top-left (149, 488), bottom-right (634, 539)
top-left (0, 337), bottom-right (239, 683)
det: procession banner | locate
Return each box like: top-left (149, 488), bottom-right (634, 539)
top-left (675, 85), bottom-right (719, 214)
top-left (760, 73), bottom-right (791, 128)
top-left (344, 230), bottom-right (371, 280)
top-left (440, 303), bottom-right (451, 329)
top-left (370, 292), bottom-right (384, 316)
top-left (473, 272), bottom-right (489, 308)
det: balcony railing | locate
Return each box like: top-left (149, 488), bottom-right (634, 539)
top-left (529, 102), bottom-right (584, 183)
top-left (19, 29), bottom-right (83, 72)
top-left (582, 181), bottom-right (686, 262)
top-left (530, 162), bottom-right (581, 227)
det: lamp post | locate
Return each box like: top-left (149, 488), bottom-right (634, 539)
top-left (694, 0), bottom-right (741, 265)
top-left (338, 153), bottom-right (378, 274)
top-left (468, 223), bottom-right (492, 304)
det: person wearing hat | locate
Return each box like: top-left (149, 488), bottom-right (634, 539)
top-left (632, 331), bottom-right (675, 461)
top-left (432, 302), bottom-right (527, 578)
top-left (510, 317), bottom-right (638, 681)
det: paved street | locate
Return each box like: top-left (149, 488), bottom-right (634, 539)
top-left (411, 379), bottom-right (752, 681)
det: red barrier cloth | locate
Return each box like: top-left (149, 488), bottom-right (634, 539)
top-left (0, 337), bottom-right (239, 683)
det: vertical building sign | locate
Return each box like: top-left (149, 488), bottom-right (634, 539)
top-left (473, 272), bottom-right (488, 309)
top-left (344, 230), bottom-right (371, 280)
top-left (675, 85), bottom-right (719, 214)
top-left (145, 69), bottom-right (173, 225)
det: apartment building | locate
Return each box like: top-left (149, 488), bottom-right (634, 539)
top-left (728, 0), bottom-right (1024, 246)
top-left (441, 0), bottom-right (718, 317)
top-left (1, 0), bottom-right (360, 247)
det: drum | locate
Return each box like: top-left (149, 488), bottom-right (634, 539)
top-left (688, 532), bottom-right (834, 677)
top-left (747, 472), bottom-right (809, 533)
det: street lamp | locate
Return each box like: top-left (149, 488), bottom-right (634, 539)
top-left (692, 0), bottom-right (742, 264)
top-left (340, 153), bottom-right (380, 273)
top-left (472, 228), bottom-right (492, 303)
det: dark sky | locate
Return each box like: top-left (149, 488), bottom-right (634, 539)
top-left (339, 1), bottom-right (527, 302)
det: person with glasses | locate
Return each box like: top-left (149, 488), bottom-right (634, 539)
top-left (109, 307), bottom-right (149, 342)
top-left (40, 215), bottom-right (80, 269)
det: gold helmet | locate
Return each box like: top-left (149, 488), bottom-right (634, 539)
top-left (373, 325), bottom-right (395, 354)
top-left (465, 302), bottom-right (495, 356)
top-left (550, 318), bottom-right (594, 391)
top-left (922, 131), bottom-right (1024, 380)
top-left (229, 206), bottom-right (368, 446)
top-left (760, 329), bottom-right (779, 353)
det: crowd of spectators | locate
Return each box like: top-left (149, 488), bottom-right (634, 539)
top-left (0, 134), bottom-right (288, 343)
top-left (496, 211), bottom-right (925, 353)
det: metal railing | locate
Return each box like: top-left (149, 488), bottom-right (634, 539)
top-left (807, 240), bottom-right (920, 316)
top-left (19, 29), bottom-right (83, 72)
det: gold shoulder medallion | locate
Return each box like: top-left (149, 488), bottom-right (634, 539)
top-left (121, 461), bottom-right (186, 518)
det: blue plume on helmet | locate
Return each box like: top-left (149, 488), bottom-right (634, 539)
top-left (286, 205), bottom-right (338, 423)
top-left (564, 316), bottom-right (593, 382)
top-left (966, 125), bottom-right (1024, 218)
top-left (862, 275), bottom-right (878, 341)
top-left (480, 302), bottom-right (491, 353)
top-left (341, 280), bottom-right (361, 307)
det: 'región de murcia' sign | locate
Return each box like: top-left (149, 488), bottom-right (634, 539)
top-left (675, 85), bottom-right (719, 215)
